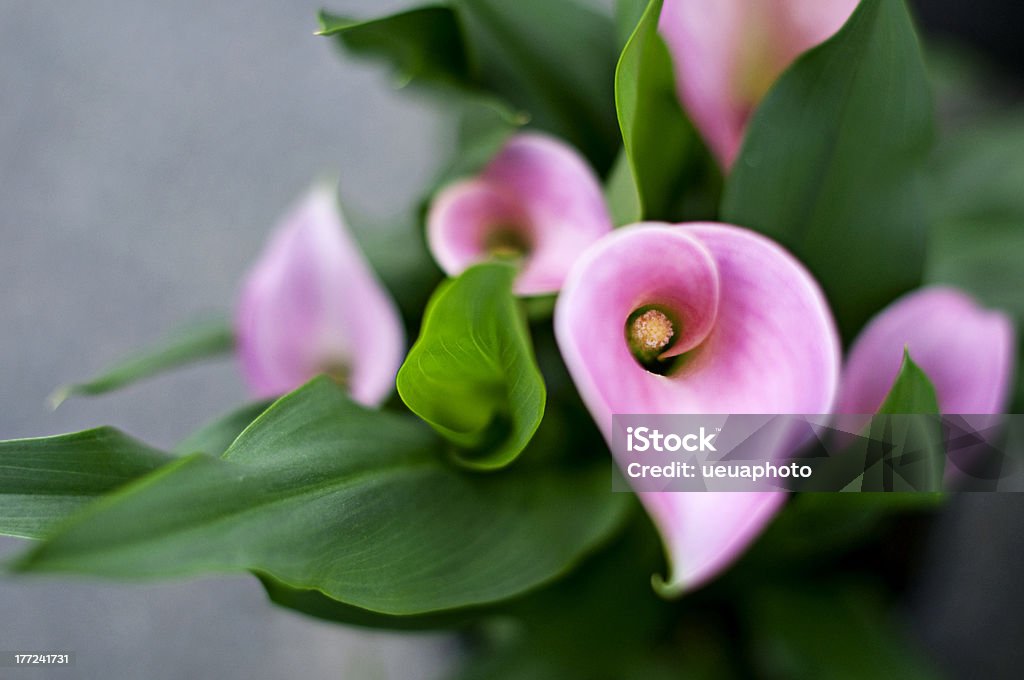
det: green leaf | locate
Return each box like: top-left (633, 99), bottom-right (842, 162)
top-left (604, 149), bottom-right (643, 226)
top-left (746, 583), bottom-right (941, 679)
top-left (928, 218), bottom-right (1024, 321)
top-left (320, 2), bottom-right (620, 172)
top-left (317, 7), bottom-right (470, 88)
top-left (345, 207), bottom-right (445, 334)
top-left (173, 401), bottom-right (271, 457)
top-left (614, 0), bottom-right (648, 49)
top-left (877, 349), bottom-right (940, 415)
top-left (260, 575), bottom-right (486, 630)
top-left (721, 0), bottom-right (934, 339)
top-left (442, 95), bottom-right (525, 183)
top-left (0, 428), bottom-right (170, 539)
top-left (14, 379), bottom-right (627, 615)
top-left (455, 516), bottom-right (702, 680)
top-left (397, 263), bottom-right (546, 470)
top-left (614, 0), bottom-right (714, 221)
top-left (923, 116), bottom-right (1024, 413)
top-left (451, 0), bottom-right (620, 172)
top-left (743, 491), bottom-right (942, 573)
top-left (865, 350), bottom-right (945, 492)
top-left (50, 318), bottom-right (234, 406)
top-left (926, 116), bottom-right (1024, 320)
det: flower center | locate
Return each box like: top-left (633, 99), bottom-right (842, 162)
top-left (626, 307), bottom-right (677, 369)
top-left (484, 225), bottom-right (532, 259)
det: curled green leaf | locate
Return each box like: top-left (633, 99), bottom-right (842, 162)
top-left (397, 263), bottom-right (546, 470)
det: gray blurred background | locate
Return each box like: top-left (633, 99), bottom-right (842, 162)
top-left (1, 0), bottom-right (459, 677)
top-left (2, 1), bottom-right (1023, 679)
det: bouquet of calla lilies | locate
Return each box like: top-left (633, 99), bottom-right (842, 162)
top-left (4, 0), bottom-right (1022, 676)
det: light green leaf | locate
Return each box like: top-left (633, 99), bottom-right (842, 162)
top-left (721, 0), bottom-right (934, 339)
top-left (614, 0), bottom-right (713, 221)
top-left (50, 318), bottom-right (234, 406)
top-left (14, 379), bottom-right (627, 615)
top-left (397, 263), bottom-right (546, 470)
top-left (0, 428), bottom-right (169, 539)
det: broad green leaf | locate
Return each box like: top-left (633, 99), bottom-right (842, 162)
top-left (614, 0), bottom-right (714, 221)
top-left (317, 7), bottom-right (470, 88)
top-left (14, 379), bottom-right (627, 615)
top-left (0, 428), bottom-right (169, 539)
top-left (877, 349), bottom-right (940, 415)
top-left (397, 263), bottom-right (546, 470)
top-left (746, 584), bottom-right (940, 679)
top-left (50, 318), bottom-right (234, 406)
top-left (721, 0), bottom-right (934, 340)
top-left (173, 401), bottom-right (271, 457)
top-left (926, 116), bottom-right (1024, 320)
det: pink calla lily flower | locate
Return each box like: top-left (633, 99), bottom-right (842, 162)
top-left (659, 0), bottom-right (859, 169)
top-left (235, 184), bottom-right (405, 406)
top-left (838, 286), bottom-right (1016, 414)
top-left (555, 223), bottom-right (840, 593)
top-left (427, 132), bottom-right (612, 295)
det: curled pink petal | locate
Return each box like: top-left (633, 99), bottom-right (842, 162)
top-left (838, 286), bottom-right (1016, 414)
top-left (556, 223), bottom-right (840, 592)
top-left (235, 184), bottom-right (405, 406)
top-left (659, 0), bottom-right (858, 169)
top-left (427, 132), bottom-right (612, 295)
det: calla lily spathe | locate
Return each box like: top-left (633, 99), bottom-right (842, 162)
top-left (555, 223), bottom-right (840, 592)
top-left (427, 132), bottom-right (612, 295)
top-left (839, 286), bottom-right (1016, 414)
top-left (235, 184), bottom-right (404, 406)
top-left (659, 0), bottom-right (859, 169)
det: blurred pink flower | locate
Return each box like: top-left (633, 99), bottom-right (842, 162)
top-left (235, 184), bottom-right (404, 406)
top-left (427, 132), bottom-right (612, 295)
top-left (555, 223), bottom-right (840, 593)
top-left (659, 0), bottom-right (858, 169)
top-left (838, 286), bottom-right (1016, 414)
